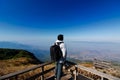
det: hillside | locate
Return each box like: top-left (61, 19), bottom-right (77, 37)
top-left (0, 41), bottom-right (50, 62)
top-left (0, 48), bottom-right (42, 76)
top-left (0, 48), bottom-right (41, 63)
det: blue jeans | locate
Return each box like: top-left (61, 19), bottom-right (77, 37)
top-left (55, 61), bottom-right (63, 80)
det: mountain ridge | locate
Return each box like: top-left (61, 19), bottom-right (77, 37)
top-left (0, 41), bottom-right (50, 62)
top-left (0, 48), bottom-right (42, 64)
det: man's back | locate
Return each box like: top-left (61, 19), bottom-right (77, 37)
top-left (55, 40), bottom-right (67, 61)
top-left (50, 41), bottom-right (63, 61)
top-left (53, 34), bottom-right (67, 80)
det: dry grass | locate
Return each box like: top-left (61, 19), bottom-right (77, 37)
top-left (78, 68), bottom-right (101, 80)
top-left (80, 63), bottom-right (93, 68)
top-left (0, 58), bottom-right (36, 76)
top-left (78, 63), bottom-right (101, 79)
top-left (0, 58), bottom-right (55, 79)
top-left (79, 62), bottom-right (120, 78)
top-left (96, 67), bottom-right (120, 78)
top-left (1, 58), bottom-right (119, 79)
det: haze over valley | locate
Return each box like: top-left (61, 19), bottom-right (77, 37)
top-left (0, 41), bottom-right (120, 63)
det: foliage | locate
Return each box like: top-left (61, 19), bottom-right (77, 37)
top-left (0, 48), bottom-right (41, 63)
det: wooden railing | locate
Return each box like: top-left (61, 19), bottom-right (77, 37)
top-left (0, 60), bottom-right (119, 80)
top-left (93, 59), bottom-right (112, 69)
top-left (0, 60), bottom-right (77, 80)
top-left (0, 61), bottom-right (54, 80)
top-left (76, 65), bottom-right (120, 80)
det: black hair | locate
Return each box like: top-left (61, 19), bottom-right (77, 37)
top-left (57, 34), bottom-right (64, 41)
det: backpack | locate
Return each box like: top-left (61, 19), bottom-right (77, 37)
top-left (50, 42), bottom-right (63, 61)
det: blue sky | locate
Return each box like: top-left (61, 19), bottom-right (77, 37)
top-left (0, 0), bottom-right (120, 45)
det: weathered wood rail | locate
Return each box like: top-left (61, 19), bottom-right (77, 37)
top-left (0, 60), bottom-right (120, 80)
top-left (77, 65), bottom-right (120, 80)
top-left (93, 59), bottom-right (112, 69)
top-left (0, 60), bottom-right (77, 80)
top-left (0, 61), bottom-right (55, 80)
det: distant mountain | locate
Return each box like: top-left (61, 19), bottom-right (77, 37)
top-left (69, 49), bottom-right (120, 62)
top-left (1, 41), bottom-right (120, 63)
top-left (67, 41), bottom-right (120, 62)
top-left (0, 41), bottom-right (50, 62)
top-left (0, 48), bottom-right (42, 64)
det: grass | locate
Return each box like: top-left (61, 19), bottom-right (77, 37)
top-left (80, 62), bottom-right (93, 68)
top-left (1, 58), bottom-right (119, 79)
top-left (0, 57), bottom-right (55, 79)
top-left (78, 61), bottom-right (120, 78)
top-left (0, 58), bottom-right (36, 76)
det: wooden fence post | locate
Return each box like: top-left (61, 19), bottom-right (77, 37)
top-left (101, 77), bottom-right (104, 80)
top-left (73, 65), bottom-right (78, 80)
top-left (15, 75), bottom-right (18, 80)
top-left (75, 65), bottom-right (78, 76)
top-left (73, 70), bottom-right (76, 80)
top-left (41, 66), bottom-right (44, 80)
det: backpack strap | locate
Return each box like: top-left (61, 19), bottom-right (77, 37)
top-left (57, 42), bottom-right (63, 46)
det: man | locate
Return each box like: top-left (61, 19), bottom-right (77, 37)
top-left (55, 34), bottom-right (67, 80)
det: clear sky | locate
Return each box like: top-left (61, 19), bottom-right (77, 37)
top-left (0, 0), bottom-right (120, 45)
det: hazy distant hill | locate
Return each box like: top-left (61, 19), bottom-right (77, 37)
top-left (0, 48), bottom-right (41, 64)
top-left (67, 41), bottom-right (120, 62)
top-left (0, 41), bottom-right (50, 62)
top-left (69, 49), bottom-right (120, 61)
top-left (1, 41), bottom-right (120, 63)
